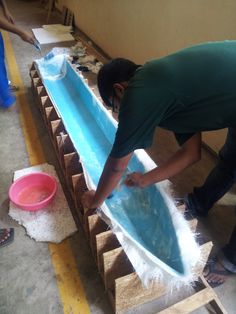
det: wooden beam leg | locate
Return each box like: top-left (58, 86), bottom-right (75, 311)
top-left (46, 0), bottom-right (54, 23)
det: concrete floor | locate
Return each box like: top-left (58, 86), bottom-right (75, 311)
top-left (0, 1), bottom-right (235, 313)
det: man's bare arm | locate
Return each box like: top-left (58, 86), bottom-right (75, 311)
top-left (126, 133), bottom-right (202, 187)
top-left (82, 153), bottom-right (132, 209)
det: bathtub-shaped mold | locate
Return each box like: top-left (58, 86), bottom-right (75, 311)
top-left (35, 55), bottom-right (200, 284)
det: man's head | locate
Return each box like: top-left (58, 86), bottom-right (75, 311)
top-left (97, 58), bottom-right (140, 111)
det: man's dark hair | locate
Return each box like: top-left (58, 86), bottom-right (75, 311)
top-left (97, 58), bottom-right (140, 108)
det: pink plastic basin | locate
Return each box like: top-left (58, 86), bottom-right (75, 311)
top-left (9, 172), bottom-right (57, 211)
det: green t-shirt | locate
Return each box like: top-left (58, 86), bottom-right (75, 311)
top-left (110, 41), bottom-right (236, 158)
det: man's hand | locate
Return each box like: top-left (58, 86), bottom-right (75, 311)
top-left (1, 0), bottom-right (15, 24)
top-left (124, 172), bottom-right (145, 188)
top-left (4, 9), bottom-right (14, 24)
top-left (19, 30), bottom-right (36, 45)
top-left (125, 133), bottom-right (202, 187)
top-left (81, 190), bottom-right (98, 220)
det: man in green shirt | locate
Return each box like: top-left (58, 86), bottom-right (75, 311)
top-left (82, 41), bottom-right (236, 287)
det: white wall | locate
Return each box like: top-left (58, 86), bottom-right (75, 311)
top-left (57, 0), bottom-right (236, 63)
top-left (57, 0), bottom-right (235, 152)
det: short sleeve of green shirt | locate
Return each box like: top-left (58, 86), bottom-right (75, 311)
top-left (110, 92), bottom-right (156, 158)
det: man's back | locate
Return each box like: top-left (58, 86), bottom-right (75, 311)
top-left (111, 41), bottom-right (236, 157)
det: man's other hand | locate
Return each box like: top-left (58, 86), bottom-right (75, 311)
top-left (124, 172), bottom-right (145, 188)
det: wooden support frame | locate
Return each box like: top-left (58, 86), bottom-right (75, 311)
top-left (71, 173), bottom-right (88, 217)
top-left (30, 62), bottom-right (227, 314)
top-left (157, 275), bottom-right (227, 314)
top-left (87, 214), bottom-right (109, 257)
top-left (96, 230), bottom-right (120, 273)
top-left (114, 273), bottom-right (167, 313)
top-left (37, 85), bottom-right (47, 96)
top-left (33, 77), bottom-right (42, 89)
top-left (44, 106), bottom-right (59, 125)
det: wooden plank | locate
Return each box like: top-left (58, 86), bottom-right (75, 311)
top-left (56, 135), bottom-right (74, 170)
top-left (157, 287), bottom-right (221, 314)
top-left (88, 214), bottom-right (109, 258)
top-left (33, 77), bottom-right (42, 88)
top-left (71, 173), bottom-right (85, 218)
top-left (35, 86), bottom-right (45, 109)
top-left (194, 241), bottom-right (213, 276)
top-left (71, 173), bottom-right (88, 215)
top-left (41, 95), bottom-right (53, 110)
top-left (63, 152), bottom-right (80, 169)
top-left (114, 241), bottom-right (213, 313)
top-left (71, 173), bottom-right (83, 192)
top-left (50, 119), bottom-right (66, 141)
top-left (30, 68), bottom-right (38, 92)
top-left (115, 273), bottom-right (166, 313)
top-left (46, 0), bottom-right (54, 23)
top-left (30, 69), bottom-right (38, 79)
top-left (37, 85), bottom-right (47, 98)
top-left (63, 152), bottom-right (82, 190)
top-left (69, 171), bottom-right (91, 235)
top-left (107, 290), bottom-right (116, 313)
top-left (45, 106), bottom-right (59, 124)
top-left (95, 230), bottom-right (120, 272)
top-left (64, 7), bottom-right (74, 26)
top-left (29, 63), bottom-right (36, 71)
top-left (103, 247), bottom-right (133, 291)
top-left (56, 134), bottom-right (75, 156)
top-left (41, 94), bottom-right (60, 118)
top-left (199, 276), bottom-right (228, 314)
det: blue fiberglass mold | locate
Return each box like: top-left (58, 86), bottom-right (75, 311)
top-left (36, 55), bottom-right (191, 279)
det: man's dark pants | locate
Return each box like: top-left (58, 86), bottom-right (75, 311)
top-left (186, 127), bottom-right (236, 272)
